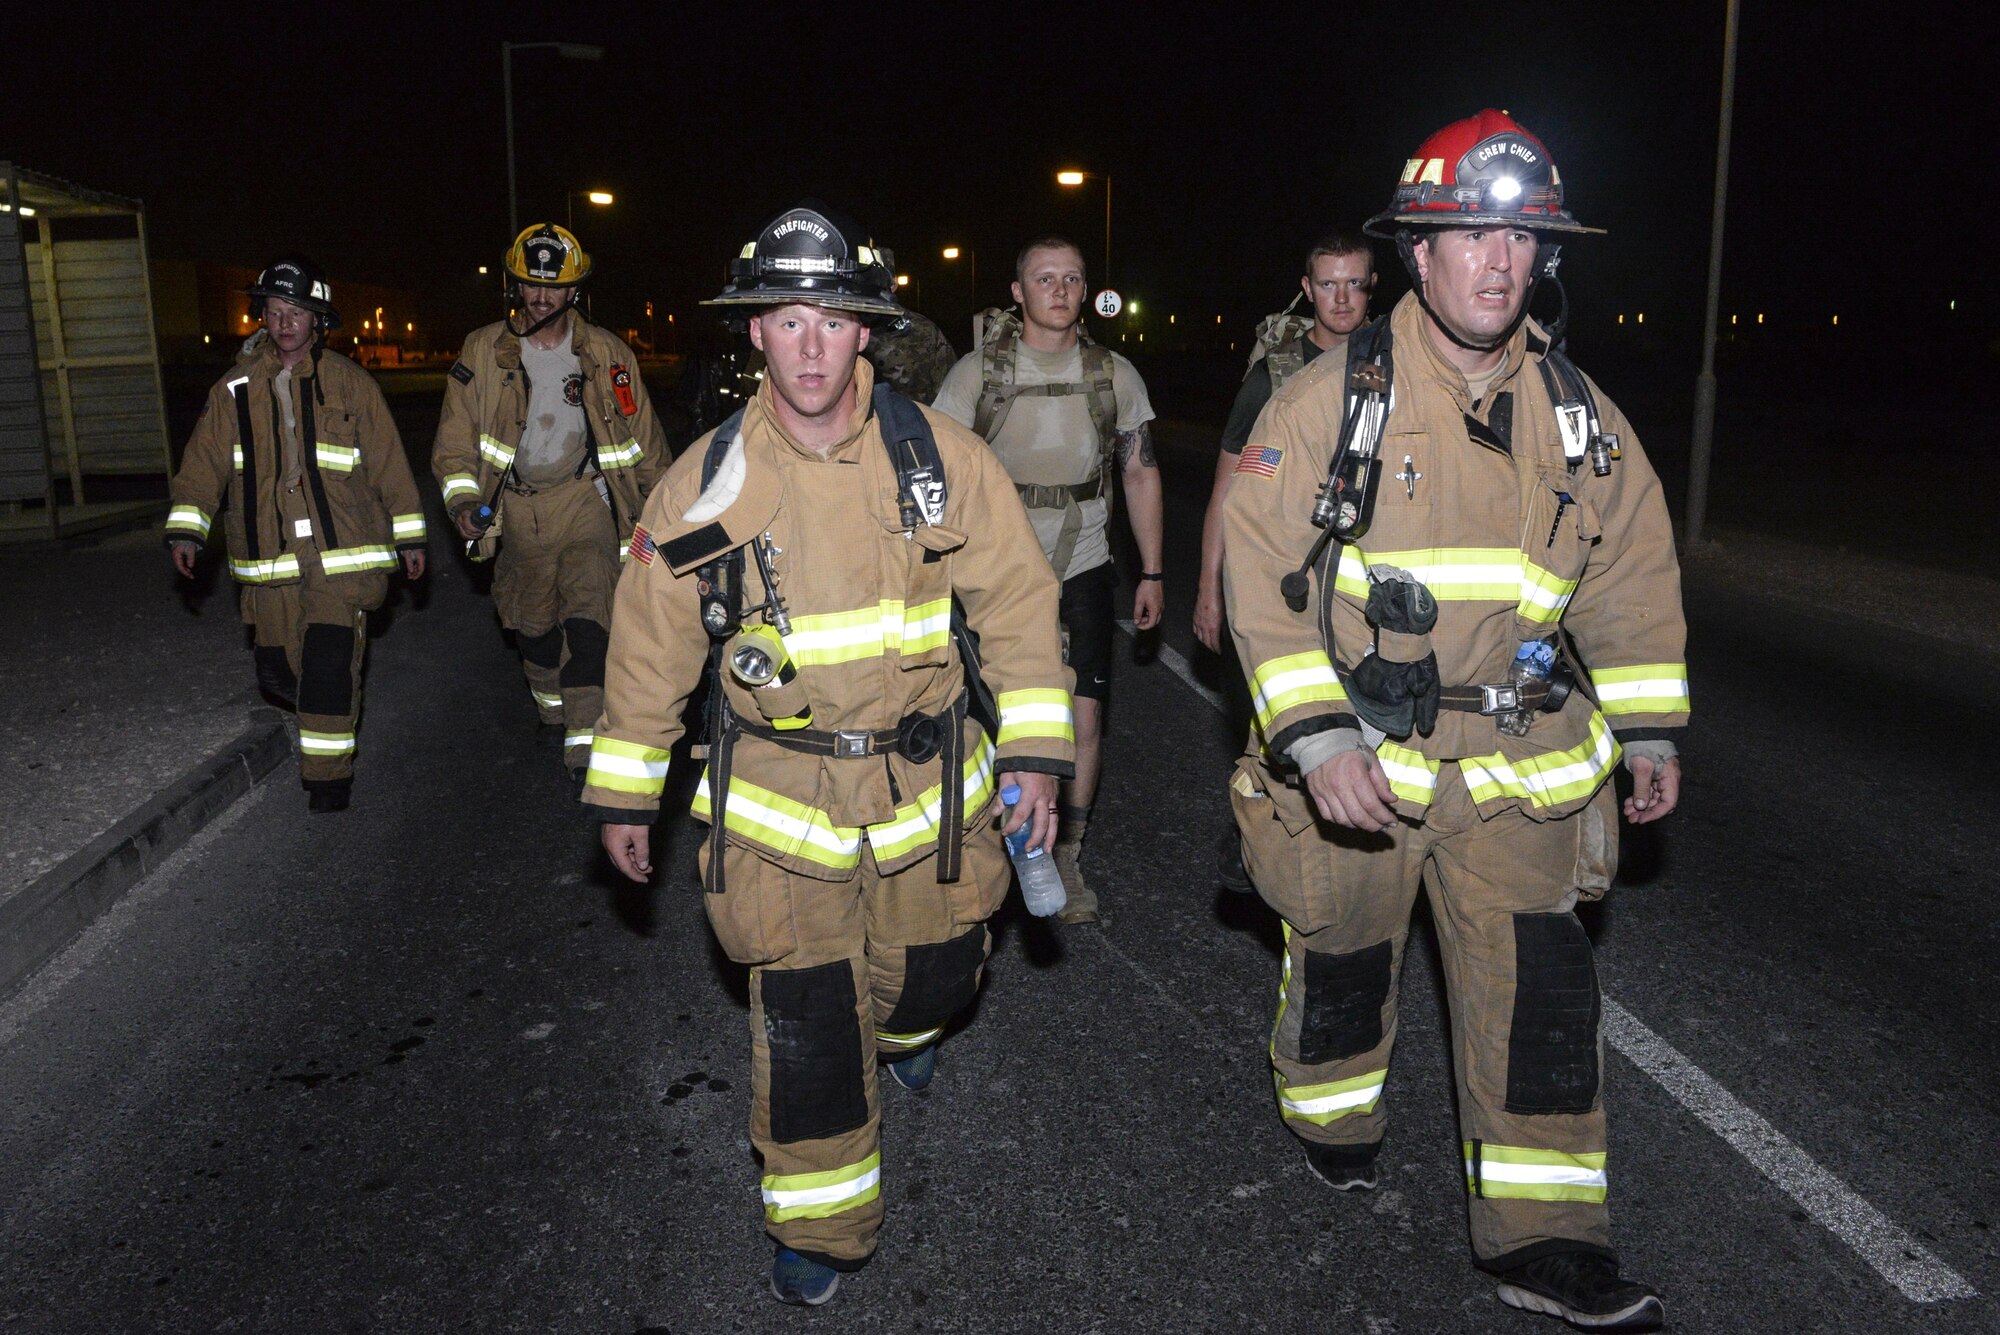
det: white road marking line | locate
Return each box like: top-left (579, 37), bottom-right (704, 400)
top-left (1117, 620), bottom-right (1228, 714)
top-left (1604, 1001), bottom-right (1975, 1302)
top-left (1119, 621), bottom-right (1979, 1304)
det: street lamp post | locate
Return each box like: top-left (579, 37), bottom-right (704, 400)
top-left (1686, 0), bottom-right (1740, 549)
top-left (942, 245), bottom-right (975, 318)
top-left (503, 41), bottom-right (604, 238)
top-left (1055, 170), bottom-right (1112, 290)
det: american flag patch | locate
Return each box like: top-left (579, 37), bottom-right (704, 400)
top-left (1235, 444), bottom-right (1284, 478)
top-left (629, 525), bottom-right (656, 565)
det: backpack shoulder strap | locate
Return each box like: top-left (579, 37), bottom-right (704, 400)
top-left (970, 312), bottom-right (1021, 442)
top-left (1077, 338), bottom-right (1118, 452)
top-left (873, 384), bottom-right (949, 527)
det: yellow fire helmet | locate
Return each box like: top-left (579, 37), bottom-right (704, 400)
top-left (504, 223), bottom-right (593, 288)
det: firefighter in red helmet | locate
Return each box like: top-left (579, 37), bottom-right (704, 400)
top-left (1222, 110), bottom-right (1687, 1331)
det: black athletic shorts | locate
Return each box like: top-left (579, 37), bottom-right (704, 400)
top-left (1059, 561), bottom-right (1118, 702)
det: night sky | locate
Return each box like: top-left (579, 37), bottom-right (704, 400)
top-left (7, 1), bottom-right (1985, 351)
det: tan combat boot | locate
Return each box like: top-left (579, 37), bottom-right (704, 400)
top-left (1054, 809), bottom-right (1100, 925)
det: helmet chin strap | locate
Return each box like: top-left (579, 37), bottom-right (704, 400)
top-left (1396, 230), bottom-right (1565, 354)
top-left (507, 286), bottom-right (578, 340)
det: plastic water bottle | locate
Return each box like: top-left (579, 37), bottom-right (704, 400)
top-left (1499, 639), bottom-right (1557, 738)
top-left (1000, 783), bottom-right (1066, 917)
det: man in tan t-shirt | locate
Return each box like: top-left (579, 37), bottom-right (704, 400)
top-left (933, 235), bottom-right (1163, 924)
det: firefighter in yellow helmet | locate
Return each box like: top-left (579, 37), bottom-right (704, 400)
top-left (432, 223), bottom-right (668, 788)
top-left (1222, 111), bottom-right (1687, 1331)
top-left (587, 203), bottom-right (1073, 1306)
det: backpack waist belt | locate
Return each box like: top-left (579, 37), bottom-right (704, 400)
top-left (1015, 477), bottom-right (1104, 509)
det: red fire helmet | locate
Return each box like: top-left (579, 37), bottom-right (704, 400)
top-left (1364, 109), bottom-right (1603, 237)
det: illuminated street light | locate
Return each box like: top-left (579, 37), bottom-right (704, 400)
top-left (942, 245), bottom-right (975, 302)
top-left (1055, 168), bottom-right (1113, 288)
top-left (567, 188), bottom-right (614, 231)
top-left (478, 265), bottom-right (489, 275)
top-left (896, 274), bottom-right (910, 287)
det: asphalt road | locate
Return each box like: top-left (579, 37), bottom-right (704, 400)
top-left (1, 385), bottom-right (1995, 1333)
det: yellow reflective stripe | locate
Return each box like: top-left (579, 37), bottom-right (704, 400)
top-left (1462, 711), bottom-right (1621, 810)
top-left (782, 598), bottom-right (951, 666)
top-left (320, 545), bottom-right (397, 574)
top-left (1275, 1069), bottom-right (1388, 1125)
top-left (165, 505), bottom-right (211, 539)
top-left (477, 434), bottom-right (515, 468)
top-left (1249, 650), bottom-right (1346, 733)
top-left (585, 737), bottom-right (670, 796)
top-left (230, 554), bottom-right (302, 583)
top-left (441, 473), bottom-right (481, 503)
top-left (564, 731), bottom-right (594, 749)
top-left (1465, 1142), bottom-right (1608, 1203)
top-left (996, 687), bottom-right (1075, 745)
top-left (314, 441), bottom-right (359, 472)
top-left (899, 597), bottom-right (952, 654)
top-left (762, 1152), bottom-right (882, 1223)
top-left (532, 689), bottom-right (563, 710)
top-left (232, 444), bottom-right (245, 471)
top-left (875, 1026), bottom-right (944, 1050)
top-left (866, 741), bottom-right (996, 861)
top-left (597, 439), bottom-right (644, 469)
top-left (1591, 663), bottom-right (1690, 716)
top-left (693, 772), bottom-right (863, 870)
top-left (298, 729), bottom-right (356, 755)
top-left (391, 513), bottom-right (427, 541)
top-left (1518, 560), bottom-right (1579, 625)
top-left (1375, 741), bottom-right (1440, 807)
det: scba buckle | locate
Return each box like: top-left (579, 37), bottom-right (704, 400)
top-left (833, 730), bottom-right (874, 759)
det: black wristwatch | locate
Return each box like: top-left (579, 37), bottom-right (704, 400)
top-left (1138, 571), bottom-right (1165, 582)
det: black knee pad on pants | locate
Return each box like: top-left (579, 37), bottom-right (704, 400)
top-left (297, 623), bottom-right (355, 715)
top-left (880, 925), bottom-right (986, 1037)
top-left (762, 960), bottom-right (867, 1144)
top-left (1299, 940), bottom-right (1392, 1065)
top-left (518, 625), bottom-right (564, 669)
top-left (253, 646), bottom-right (297, 703)
top-left (1506, 912), bottom-right (1601, 1114)
top-left (560, 617), bottom-right (608, 688)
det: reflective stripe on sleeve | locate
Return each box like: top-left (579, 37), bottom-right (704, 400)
top-left (165, 505), bottom-right (212, 540)
top-left (1590, 664), bottom-right (1690, 717)
top-left (391, 513), bottom-right (427, 542)
top-left (1461, 710), bottom-right (1621, 810)
top-left (298, 729), bottom-right (356, 756)
top-left (762, 1152), bottom-right (882, 1223)
top-left (596, 438), bottom-right (644, 469)
top-left (1374, 741), bottom-right (1440, 808)
top-left (477, 435), bottom-right (515, 468)
top-left (996, 688), bottom-right (1075, 746)
top-left (1465, 1142), bottom-right (1608, 1203)
top-left (1334, 546), bottom-right (1579, 624)
top-left (319, 545), bottom-right (398, 575)
top-left (584, 737), bottom-right (670, 797)
top-left (564, 731), bottom-right (594, 750)
top-left (314, 442), bottom-right (359, 472)
top-left (1250, 651), bottom-right (1347, 734)
top-left (1275, 1069), bottom-right (1388, 1125)
top-left (230, 554), bottom-right (302, 584)
top-left (693, 771), bottom-right (863, 870)
top-left (441, 473), bottom-right (481, 504)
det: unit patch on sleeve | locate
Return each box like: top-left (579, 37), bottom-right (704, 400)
top-left (629, 524), bottom-right (656, 566)
top-left (1235, 444), bottom-right (1284, 478)
top-left (449, 361), bottom-right (475, 386)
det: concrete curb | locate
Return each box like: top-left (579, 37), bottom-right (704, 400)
top-left (0, 707), bottom-right (289, 1000)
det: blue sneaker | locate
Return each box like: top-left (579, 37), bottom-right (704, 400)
top-left (770, 1247), bottom-right (839, 1306)
top-left (885, 1046), bottom-right (936, 1090)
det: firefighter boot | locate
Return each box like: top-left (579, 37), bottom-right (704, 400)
top-left (1053, 806), bottom-right (1099, 925)
top-left (1493, 1248), bottom-right (1664, 1331)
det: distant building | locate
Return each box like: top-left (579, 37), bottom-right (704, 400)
top-left (150, 259), bottom-right (435, 366)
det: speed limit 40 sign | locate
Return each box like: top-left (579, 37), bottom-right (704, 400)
top-left (1093, 289), bottom-right (1123, 318)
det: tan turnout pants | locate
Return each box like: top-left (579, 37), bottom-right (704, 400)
top-left (242, 558), bottom-right (383, 785)
top-left (1232, 757), bottom-right (1621, 1267)
top-left (696, 803), bottom-right (1011, 1272)
top-left (492, 475), bottom-right (618, 768)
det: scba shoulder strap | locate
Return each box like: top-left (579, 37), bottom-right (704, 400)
top-left (1278, 316), bottom-right (1395, 613)
top-left (1531, 336), bottom-right (1620, 477)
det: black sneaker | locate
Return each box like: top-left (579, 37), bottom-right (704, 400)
top-left (1217, 827), bottom-right (1254, 894)
top-left (1495, 1250), bottom-right (1664, 1331)
top-left (1302, 1138), bottom-right (1379, 1191)
top-left (305, 780), bottom-right (351, 814)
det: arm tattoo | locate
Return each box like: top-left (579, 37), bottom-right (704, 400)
top-left (1115, 421), bottom-right (1157, 470)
